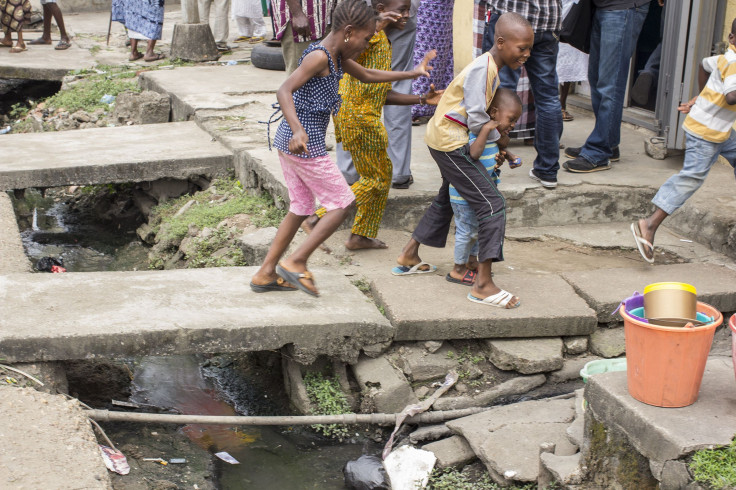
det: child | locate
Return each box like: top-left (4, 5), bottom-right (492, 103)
top-left (631, 18), bottom-right (736, 263)
top-left (250, 0), bottom-right (435, 296)
top-left (306, 0), bottom-right (441, 251)
top-left (447, 88), bottom-right (522, 286)
top-left (393, 12), bottom-right (534, 309)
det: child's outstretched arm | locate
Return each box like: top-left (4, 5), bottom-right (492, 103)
top-left (385, 83), bottom-right (443, 106)
top-left (344, 49), bottom-right (437, 84)
top-left (679, 59), bottom-right (715, 113)
top-left (469, 120), bottom-right (498, 161)
top-left (276, 50), bottom-right (330, 155)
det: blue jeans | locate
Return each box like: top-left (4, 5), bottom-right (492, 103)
top-left (451, 202), bottom-right (479, 265)
top-left (652, 131), bottom-right (736, 215)
top-left (581, 4), bottom-right (649, 165)
top-left (484, 14), bottom-right (563, 181)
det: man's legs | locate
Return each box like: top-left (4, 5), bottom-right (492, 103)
top-left (577, 5), bottom-right (649, 165)
top-left (281, 23), bottom-right (315, 74)
top-left (385, 15), bottom-right (417, 187)
top-left (30, 1), bottom-right (69, 45)
top-left (636, 132), bottom-right (733, 258)
top-left (213, 0), bottom-right (231, 45)
top-left (523, 30), bottom-right (562, 182)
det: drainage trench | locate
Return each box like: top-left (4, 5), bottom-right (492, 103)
top-left (11, 186), bottom-right (379, 489)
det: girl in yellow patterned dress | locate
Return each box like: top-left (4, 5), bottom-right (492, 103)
top-left (307, 0), bottom-right (441, 250)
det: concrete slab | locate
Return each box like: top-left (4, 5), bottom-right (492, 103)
top-left (0, 192), bottom-right (31, 274)
top-left (0, 122), bottom-right (233, 190)
top-left (0, 386), bottom-right (111, 489)
top-left (371, 270), bottom-right (596, 341)
top-left (0, 41), bottom-right (95, 80)
top-left (140, 64), bottom-right (288, 121)
top-left (585, 358), bottom-right (736, 461)
top-left (563, 263), bottom-right (736, 323)
top-left (447, 397), bottom-right (577, 483)
top-left (0, 266), bottom-right (394, 363)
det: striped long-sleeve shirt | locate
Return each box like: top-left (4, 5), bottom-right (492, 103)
top-left (683, 45), bottom-right (736, 143)
top-left (271, 0), bottom-right (335, 43)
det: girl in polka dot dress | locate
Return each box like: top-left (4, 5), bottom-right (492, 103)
top-left (250, 0), bottom-right (435, 297)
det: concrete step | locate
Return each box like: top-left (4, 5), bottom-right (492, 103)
top-left (0, 192), bottom-right (31, 274)
top-left (140, 64), bottom-right (287, 121)
top-left (585, 358), bottom-right (736, 462)
top-left (563, 263), bottom-right (736, 324)
top-left (0, 41), bottom-right (95, 80)
top-left (0, 266), bottom-right (393, 363)
top-left (0, 122), bottom-right (233, 190)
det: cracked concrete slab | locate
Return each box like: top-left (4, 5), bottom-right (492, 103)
top-left (563, 263), bottom-right (736, 323)
top-left (0, 41), bottom-right (95, 80)
top-left (585, 358), bottom-right (736, 461)
top-left (447, 397), bottom-right (577, 483)
top-left (0, 266), bottom-right (394, 364)
top-left (0, 122), bottom-right (233, 190)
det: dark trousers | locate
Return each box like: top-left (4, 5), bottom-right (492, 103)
top-left (484, 13), bottom-right (563, 180)
top-left (413, 145), bottom-right (506, 262)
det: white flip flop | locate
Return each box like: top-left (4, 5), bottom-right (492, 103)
top-left (630, 222), bottom-right (655, 264)
top-left (391, 261), bottom-right (437, 276)
top-left (467, 290), bottom-right (521, 308)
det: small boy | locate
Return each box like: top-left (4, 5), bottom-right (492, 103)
top-left (631, 18), bottom-right (736, 263)
top-left (447, 88), bottom-right (522, 285)
top-left (393, 12), bottom-right (533, 309)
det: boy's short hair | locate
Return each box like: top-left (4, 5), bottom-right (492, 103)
top-left (490, 87), bottom-right (522, 111)
top-left (494, 12), bottom-right (533, 42)
top-left (731, 17), bottom-right (736, 36)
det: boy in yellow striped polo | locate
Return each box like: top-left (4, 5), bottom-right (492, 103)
top-left (309, 0), bottom-right (441, 251)
top-left (631, 18), bottom-right (736, 263)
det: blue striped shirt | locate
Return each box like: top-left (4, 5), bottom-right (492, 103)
top-left (450, 133), bottom-right (500, 205)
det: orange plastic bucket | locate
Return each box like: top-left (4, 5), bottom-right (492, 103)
top-left (620, 301), bottom-right (722, 407)
top-left (730, 314), bottom-right (736, 383)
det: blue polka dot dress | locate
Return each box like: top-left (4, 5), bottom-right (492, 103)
top-left (273, 43), bottom-right (343, 157)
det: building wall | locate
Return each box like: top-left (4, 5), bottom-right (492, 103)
top-left (453, 0), bottom-right (475, 74)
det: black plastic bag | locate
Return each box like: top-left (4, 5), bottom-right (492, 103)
top-left (344, 455), bottom-right (390, 490)
top-left (36, 256), bottom-right (64, 272)
top-left (560, 0), bottom-right (596, 54)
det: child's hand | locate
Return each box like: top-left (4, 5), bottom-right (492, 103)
top-left (378, 10), bottom-right (402, 24)
top-left (678, 96), bottom-right (698, 114)
top-left (507, 151), bottom-right (522, 168)
top-left (483, 119), bottom-right (499, 131)
top-left (289, 130), bottom-right (309, 156)
top-left (424, 84), bottom-right (444, 105)
top-left (412, 50), bottom-right (437, 78)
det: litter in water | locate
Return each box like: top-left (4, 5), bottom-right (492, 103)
top-left (142, 458), bottom-right (168, 465)
top-left (111, 400), bottom-right (139, 409)
top-left (100, 445), bottom-right (130, 475)
top-left (169, 458), bottom-right (187, 464)
top-left (215, 451), bottom-right (240, 464)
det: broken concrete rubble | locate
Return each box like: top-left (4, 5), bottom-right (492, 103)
top-left (487, 337), bottom-right (563, 374)
top-left (352, 354), bottom-right (418, 414)
top-left (422, 435), bottom-right (476, 468)
top-left (432, 374), bottom-right (546, 410)
top-left (589, 327), bottom-right (625, 358)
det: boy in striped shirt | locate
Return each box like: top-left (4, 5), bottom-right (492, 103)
top-left (447, 88), bottom-right (522, 285)
top-left (631, 19), bottom-right (736, 263)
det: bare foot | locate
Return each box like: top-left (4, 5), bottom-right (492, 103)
top-left (29, 37), bottom-right (52, 45)
top-left (636, 218), bottom-right (655, 261)
top-left (0, 40), bottom-right (12, 47)
top-left (143, 52), bottom-right (166, 62)
top-left (449, 266), bottom-right (475, 282)
top-left (301, 214), bottom-right (320, 234)
top-left (345, 234), bottom-right (388, 250)
top-left (129, 51), bottom-right (143, 61)
top-left (466, 255), bottom-right (479, 271)
top-left (250, 270), bottom-right (295, 289)
top-left (396, 238), bottom-right (431, 271)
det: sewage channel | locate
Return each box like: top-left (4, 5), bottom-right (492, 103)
top-left (11, 189), bottom-right (378, 489)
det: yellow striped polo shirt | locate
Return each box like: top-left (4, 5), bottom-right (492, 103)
top-left (683, 44), bottom-right (736, 143)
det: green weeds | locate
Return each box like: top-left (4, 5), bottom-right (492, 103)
top-left (690, 438), bottom-right (736, 488)
top-left (303, 372), bottom-right (353, 441)
top-left (185, 227), bottom-right (247, 268)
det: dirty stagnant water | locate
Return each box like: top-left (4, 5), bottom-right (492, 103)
top-left (13, 190), bottom-right (376, 488)
top-left (12, 189), bottom-right (148, 271)
top-left (133, 356), bottom-right (377, 489)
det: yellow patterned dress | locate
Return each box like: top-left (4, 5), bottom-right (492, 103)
top-left (0, 0), bottom-right (31, 33)
top-left (315, 30), bottom-right (393, 239)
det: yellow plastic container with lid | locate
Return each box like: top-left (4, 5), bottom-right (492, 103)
top-left (643, 282), bottom-right (697, 327)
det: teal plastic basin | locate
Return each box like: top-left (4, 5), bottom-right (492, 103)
top-left (580, 358), bottom-right (627, 383)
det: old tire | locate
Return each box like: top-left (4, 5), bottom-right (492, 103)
top-left (251, 43), bottom-right (285, 71)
